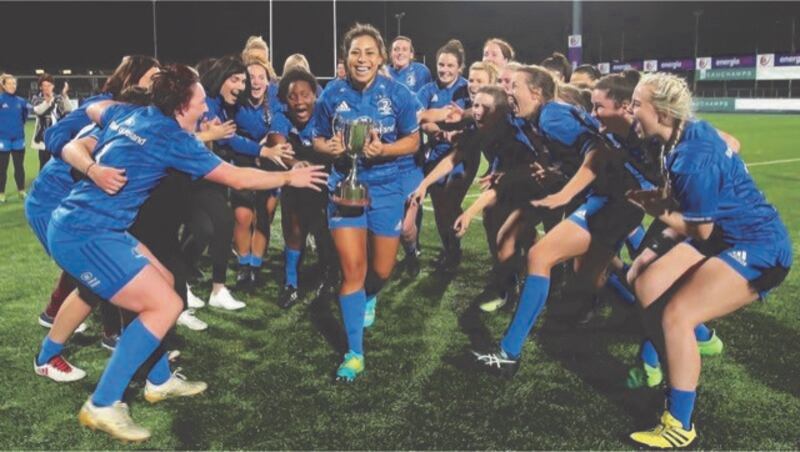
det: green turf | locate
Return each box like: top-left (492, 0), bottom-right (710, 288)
top-left (1, 114), bottom-right (798, 449)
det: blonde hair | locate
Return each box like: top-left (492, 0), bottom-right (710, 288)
top-left (0, 73), bottom-right (16, 92)
top-left (242, 36), bottom-right (277, 80)
top-left (638, 72), bottom-right (693, 122)
top-left (468, 61), bottom-right (499, 84)
top-left (282, 53), bottom-right (310, 76)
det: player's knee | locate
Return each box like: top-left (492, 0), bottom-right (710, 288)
top-left (662, 301), bottom-right (692, 334)
top-left (234, 208), bottom-right (253, 226)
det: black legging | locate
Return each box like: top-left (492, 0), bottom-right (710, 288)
top-left (104, 172), bottom-right (192, 337)
top-left (0, 150), bottom-right (25, 192)
top-left (427, 162), bottom-right (478, 254)
top-left (181, 182), bottom-right (234, 284)
top-left (39, 150), bottom-right (51, 170)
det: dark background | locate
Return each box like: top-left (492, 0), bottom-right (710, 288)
top-left (1, 1), bottom-right (798, 77)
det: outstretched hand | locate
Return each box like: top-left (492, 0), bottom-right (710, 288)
top-left (287, 165), bottom-right (328, 192)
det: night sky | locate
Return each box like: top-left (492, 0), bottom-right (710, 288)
top-left (1, 1), bottom-right (798, 77)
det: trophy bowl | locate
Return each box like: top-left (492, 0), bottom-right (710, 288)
top-left (332, 116), bottom-right (372, 208)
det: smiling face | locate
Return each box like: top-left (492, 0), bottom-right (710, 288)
top-left (482, 42), bottom-right (507, 68)
top-left (591, 88), bottom-right (632, 134)
top-left (40, 80), bottom-right (55, 97)
top-left (630, 84), bottom-right (662, 139)
top-left (177, 82), bottom-right (209, 132)
top-left (436, 52), bottom-right (460, 86)
top-left (286, 79), bottom-right (316, 126)
top-left (220, 72), bottom-right (246, 105)
top-left (2, 77), bottom-right (18, 95)
top-left (347, 35), bottom-right (383, 89)
top-left (472, 91), bottom-right (497, 128)
top-left (391, 38), bottom-right (413, 70)
top-left (509, 71), bottom-right (542, 119)
top-left (468, 68), bottom-right (491, 102)
top-left (248, 64), bottom-right (268, 101)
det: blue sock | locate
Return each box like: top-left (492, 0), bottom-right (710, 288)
top-left (607, 272), bottom-right (635, 304)
top-left (250, 255), bottom-right (263, 268)
top-left (91, 318), bottom-right (160, 407)
top-left (37, 336), bottom-right (64, 366)
top-left (626, 224), bottom-right (646, 254)
top-left (668, 387), bottom-right (696, 430)
top-left (500, 275), bottom-right (550, 358)
top-left (640, 339), bottom-right (660, 367)
top-left (284, 248), bottom-right (301, 288)
top-left (339, 290), bottom-right (367, 355)
top-left (238, 254), bottom-right (251, 266)
top-left (146, 353), bottom-right (171, 385)
top-left (694, 324), bottom-right (712, 342)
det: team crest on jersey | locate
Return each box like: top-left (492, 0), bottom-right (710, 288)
top-left (431, 94), bottom-right (439, 103)
top-left (336, 101), bottom-right (351, 112)
top-left (1, 103), bottom-right (8, 109)
top-left (406, 73), bottom-right (416, 87)
top-left (377, 97), bottom-right (393, 115)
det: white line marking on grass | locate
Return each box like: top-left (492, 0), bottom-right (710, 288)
top-left (747, 157), bottom-right (800, 168)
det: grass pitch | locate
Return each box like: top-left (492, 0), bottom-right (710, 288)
top-left (0, 114), bottom-right (798, 449)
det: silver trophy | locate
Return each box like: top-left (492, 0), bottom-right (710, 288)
top-left (332, 115), bottom-right (373, 207)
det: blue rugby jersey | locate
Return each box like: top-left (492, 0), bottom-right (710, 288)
top-left (0, 92), bottom-right (29, 149)
top-left (666, 120), bottom-right (785, 244)
top-left (388, 62), bottom-right (433, 93)
top-left (311, 74), bottom-right (422, 182)
top-left (51, 105), bottom-right (223, 233)
top-left (204, 96), bottom-right (262, 157)
top-left (44, 93), bottom-right (112, 158)
top-left (416, 77), bottom-right (470, 164)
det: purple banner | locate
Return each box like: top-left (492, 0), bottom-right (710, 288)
top-left (568, 35), bottom-right (582, 68)
top-left (712, 55), bottom-right (755, 69)
top-left (658, 59), bottom-right (695, 72)
top-left (568, 47), bottom-right (582, 68)
top-left (611, 61), bottom-right (642, 72)
top-left (775, 53), bottom-right (800, 67)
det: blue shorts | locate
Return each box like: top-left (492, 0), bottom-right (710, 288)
top-left (327, 170), bottom-right (404, 237)
top-left (694, 236), bottom-right (793, 299)
top-left (0, 138), bottom-right (25, 151)
top-left (47, 222), bottom-right (150, 300)
top-left (26, 211), bottom-right (52, 255)
top-left (567, 195), bottom-right (608, 232)
top-left (567, 194), bottom-right (644, 253)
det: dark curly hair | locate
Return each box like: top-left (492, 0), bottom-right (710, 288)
top-left (278, 68), bottom-right (318, 104)
top-left (151, 64), bottom-right (199, 117)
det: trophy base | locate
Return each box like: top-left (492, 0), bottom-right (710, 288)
top-left (331, 195), bottom-right (370, 208)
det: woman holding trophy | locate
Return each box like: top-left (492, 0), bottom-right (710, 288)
top-left (312, 23), bottom-right (422, 382)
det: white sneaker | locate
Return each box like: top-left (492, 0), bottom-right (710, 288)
top-left (144, 368), bottom-right (208, 403)
top-left (78, 399), bottom-right (151, 443)
top-left (34, 355), bottom-right (87, 382)
top-left (208, 286), bottom-right (246, 311)
top-left (177, 309), bottom-right (208, 331)
top-left (186, 285), bottom-right (205, 309)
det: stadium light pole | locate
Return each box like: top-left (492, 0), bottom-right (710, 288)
top-left (693, 10), bottom-right (703, 92)
top-left (333, 0), bottom-right (338, 79)
top-left (152, 0), bottom-right (158, 60)
top-left (395, 12), bottom-right (405, 37)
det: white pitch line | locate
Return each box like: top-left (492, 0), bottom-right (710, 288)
top-left (747, 157), bottom-right (800, 168)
